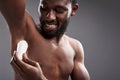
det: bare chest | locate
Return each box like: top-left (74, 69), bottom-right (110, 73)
top-left (27, 40), bottom-right (75, 79)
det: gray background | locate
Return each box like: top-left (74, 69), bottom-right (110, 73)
top-left (0, 0), bottom-right (120, 80)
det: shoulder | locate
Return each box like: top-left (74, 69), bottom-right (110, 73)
top-left (64, 35), bottom-right (84, 54)
top-left (64, 35), bottom-right (84, 62)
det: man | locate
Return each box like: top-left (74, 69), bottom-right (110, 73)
top-left (0, 0), bottom-right (90, 80)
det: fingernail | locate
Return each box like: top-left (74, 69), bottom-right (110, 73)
top-left (13, 51), bottom-right (16, 56)
top-left (10, 50), bottom-right (16, 63)
top-left (10, 56), bottom-right (14, 63)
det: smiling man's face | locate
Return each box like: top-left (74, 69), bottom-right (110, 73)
top-left (38, 0), bottom-right (77, 39)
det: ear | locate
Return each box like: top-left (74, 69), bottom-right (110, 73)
top-left (71, 3), bottom-right (79, 16)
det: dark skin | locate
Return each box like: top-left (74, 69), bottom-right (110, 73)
top-left (0, 0), bottom-right (90, 80)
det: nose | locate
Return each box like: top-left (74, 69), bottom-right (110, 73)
top-left (46, 10), bottom-right (56, 21)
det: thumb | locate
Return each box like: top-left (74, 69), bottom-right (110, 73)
top-left (23, 53), bottom-right (38, 67)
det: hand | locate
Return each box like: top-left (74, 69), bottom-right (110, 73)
top-left (10, 51), bottom-right (47, 80)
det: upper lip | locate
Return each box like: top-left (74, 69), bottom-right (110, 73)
top-left (46, 23), bottom-right (56, 25)
top-left (44, 21), bottom-right (57, 25)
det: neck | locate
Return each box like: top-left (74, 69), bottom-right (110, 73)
top-left (47, 34), bottom-right (64, 45)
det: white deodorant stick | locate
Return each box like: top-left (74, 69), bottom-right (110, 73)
top-left (17, 40), bottom-right (28, 60)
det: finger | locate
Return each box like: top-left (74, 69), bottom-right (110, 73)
top-left (10, 51), bottom-right (22, 72)
top-left (36, 62), bottom-right (42, 72)
top-left (14, 52), bottom-right (36, 72)
top-left (10, 51), bottom-right (23, 77)
top-left (10, 55), bottom-right (23, 77)
top-left (14, 51), bottom-right (30, 71)
top-left (35, 63), bottom-right (47, 80)
top-left (23, 53), bottom-right (38, 67)
top-left (10, 57), bottom-right (20, 73)
top-left (10, 51), bottom-right (16, 63)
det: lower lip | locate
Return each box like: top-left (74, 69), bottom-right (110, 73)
top-left (44, 24), bottom-right (57, 31)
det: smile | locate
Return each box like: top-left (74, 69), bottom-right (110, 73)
top-left (44, 24), bottom-right (57, 31)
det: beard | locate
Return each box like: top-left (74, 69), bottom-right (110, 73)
top-left (39, 19), bottom-right (69, 39)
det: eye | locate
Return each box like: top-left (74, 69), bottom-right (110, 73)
top-left (55, 7), bottom-right (67, 13)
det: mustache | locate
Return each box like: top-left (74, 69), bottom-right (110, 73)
top-left (42, 20), bottom-right (58, 25)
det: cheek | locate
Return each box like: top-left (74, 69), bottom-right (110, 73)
top-left (57, 12), bottom-right (68, 21)
top-left (56, 9), bottom-right (71, 22)
top-left (57, 16), bottom-right (68, 27)
top-left (39, 13), bottom-right (46, 22)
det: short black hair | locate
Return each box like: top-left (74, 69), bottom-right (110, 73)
top-left (71, 0), bottom-right (78, 6)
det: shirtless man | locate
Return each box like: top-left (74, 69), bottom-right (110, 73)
top-left (0, 0), bottom-right (90, 80)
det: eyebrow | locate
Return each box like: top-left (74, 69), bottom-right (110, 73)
top-left (55, 5), bottom-right (67, 10)
top-left (41, 0), bottom-right (69, 9)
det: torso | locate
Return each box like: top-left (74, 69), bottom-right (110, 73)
top-left (27, 35), bottom-right (75, 80)
top-left (12, 13), bottom-right (76, 80)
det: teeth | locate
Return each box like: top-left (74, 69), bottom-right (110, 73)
top-left (46, 24), bottom-right (55, 26)
top-left (45, 24), bottom-right (56, 30)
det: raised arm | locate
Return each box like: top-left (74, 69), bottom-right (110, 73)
top-left (0, 0), bottom-right (26, 37)
top-left (71, 40), bottom-right (90, 80)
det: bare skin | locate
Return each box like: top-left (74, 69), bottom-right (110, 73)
top-left (0, 0), bottom-right (90, 80)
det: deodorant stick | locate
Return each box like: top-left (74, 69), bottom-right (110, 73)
top-left (17, 40), bottom-right (28, 60)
